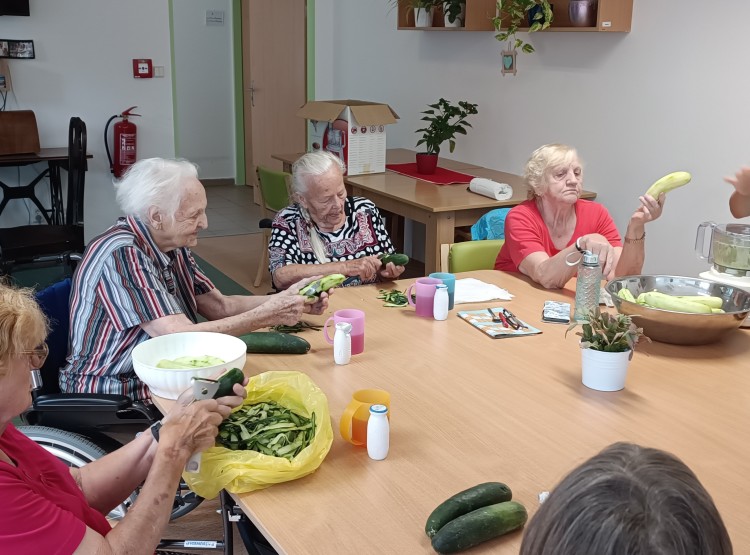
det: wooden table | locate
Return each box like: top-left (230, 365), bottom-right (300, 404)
top-left (271, 150), bottom-right (596, 273)
top-left (0, 148), bottom-right (91, 225)
top-left (153, 271), bottom-right (750, 554)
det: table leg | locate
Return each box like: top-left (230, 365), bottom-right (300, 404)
top-left (425, 212), bottom-right (455, 274)
top-left (48, 162), bottom-right (64, 225)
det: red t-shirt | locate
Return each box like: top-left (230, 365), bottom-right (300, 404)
top-left (495, 199), bottom-right (622, 272)
top-left (0, 424), bottom-right (112, 553)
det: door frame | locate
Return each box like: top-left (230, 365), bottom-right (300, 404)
top-left (167, 0), bottom-right (316, 186)
top-left (234, 0), bottom-right (316, 185)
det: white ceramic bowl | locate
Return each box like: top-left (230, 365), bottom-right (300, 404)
top-left (132, 332), bottom-right (247, 399)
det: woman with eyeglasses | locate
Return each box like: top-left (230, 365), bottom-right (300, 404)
top-left (0, 282), bottom-right (248, 554)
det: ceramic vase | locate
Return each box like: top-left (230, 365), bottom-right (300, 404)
top-left (414, 7), bottom-right (433, 27)
top-left (568, 0), bottom-right (597, 27)
top-left (580, 348), bottom-right (632, 391)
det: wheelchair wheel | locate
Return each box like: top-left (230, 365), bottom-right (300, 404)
top-left (18, 425), bottom-right (204, 521)
top-left (17, 425), bottom-right (136, 521)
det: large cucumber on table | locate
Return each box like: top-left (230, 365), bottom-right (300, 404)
top-left (431, 501), bottom-right (528, 554)
top-left (425, 482), bottom-right (512, 538)
top-left (239, 332), bottom-right (311, 354)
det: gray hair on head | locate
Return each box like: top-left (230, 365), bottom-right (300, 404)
top-left (519, 442), bottom-right (733, 555)
top-left (291, 151), bottom-right (346, 195)
top-left (524, 143), bottom-right (581, 200)
top-left (114, 158), bottom-right (199, 220)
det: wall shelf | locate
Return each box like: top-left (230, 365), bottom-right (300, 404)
top-left (397, 0), bottom-right (632, 33)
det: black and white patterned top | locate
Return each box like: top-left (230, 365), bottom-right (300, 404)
top-left (269, 196), bottom-right (395, 287)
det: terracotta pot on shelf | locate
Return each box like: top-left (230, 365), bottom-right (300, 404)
top-left (415, 153), bottom-right (438, 174)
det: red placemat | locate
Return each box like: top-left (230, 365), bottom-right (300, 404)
top-left (385, 163), bottom-right (475, 185)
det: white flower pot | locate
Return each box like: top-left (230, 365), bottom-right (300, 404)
top-left (443, 2), bottom-right (466, 27)
top-left (580, 348), bottom-right (632, 392)
top-left (414, 7), bottom-right (433, 27)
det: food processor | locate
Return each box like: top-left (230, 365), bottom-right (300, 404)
top-left (696, 221), bottom-right (750, 327)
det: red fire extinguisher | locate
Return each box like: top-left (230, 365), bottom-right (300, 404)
top-left (105, 106), bottom-right (141, 178)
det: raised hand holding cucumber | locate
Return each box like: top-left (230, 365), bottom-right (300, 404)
top-left (724, 166), bottom-right (750, 218)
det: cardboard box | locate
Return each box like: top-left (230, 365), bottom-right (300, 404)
top-left (297, 100), bottom-right (399, 176)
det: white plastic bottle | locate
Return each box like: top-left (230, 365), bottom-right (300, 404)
top-left (366, 404), bottom-right (389, 460)
top-left (333, 322), bottom-right (352, 365)
top-left (433, 284), bottom-right (449, 321)
top-left (573, 251), bottom-right (602, 322)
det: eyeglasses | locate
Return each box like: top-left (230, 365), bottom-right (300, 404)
top-left (20, 343), bottom-right (49, 369)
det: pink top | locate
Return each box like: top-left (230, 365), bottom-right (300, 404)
top-left (0, 424), bottom-right (111, 553)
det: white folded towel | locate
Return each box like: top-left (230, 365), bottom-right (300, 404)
top-left (454, 278), bottom-right (514, 305)
top-left (469, 178), bottom-right (513, 201)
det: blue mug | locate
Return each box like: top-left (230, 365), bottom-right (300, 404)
top-left (428, 272), bottom-right (456, 310)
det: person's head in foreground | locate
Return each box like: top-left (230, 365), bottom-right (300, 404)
top-left (520, 442), bottom-right (732, 555)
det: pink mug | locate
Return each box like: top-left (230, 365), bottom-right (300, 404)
top-left (324, 309), bottom-right (365, 355)
top-left (406, 277), bottom-right (442, 318)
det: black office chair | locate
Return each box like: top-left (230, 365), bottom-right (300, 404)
top-left (0, 116), bottom-right (87, 276)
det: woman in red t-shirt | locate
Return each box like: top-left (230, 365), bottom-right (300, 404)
top-left (495, 144), bottom-right (665, 289)
top-left (0, 283), bottom-right (247, 554)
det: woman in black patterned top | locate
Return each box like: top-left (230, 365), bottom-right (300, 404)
top-left (269, 151), bottom-right (405, 290)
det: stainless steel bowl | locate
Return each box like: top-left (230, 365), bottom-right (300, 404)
top-left (605, 275), bottom-right (750, 345)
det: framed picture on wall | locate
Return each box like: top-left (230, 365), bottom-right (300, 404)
top-left (0, 39), bottom-right (35, 59)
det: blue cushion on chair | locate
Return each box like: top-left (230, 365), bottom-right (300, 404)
top-left (34, 278), bottom-right (72, 394)
top-left (471, 208), bottom-right (510, 240)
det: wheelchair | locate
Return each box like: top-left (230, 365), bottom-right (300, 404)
top-left (19, 278), bottom-right (202, 521)
top-left (19, 278), bottom-right (279, 555)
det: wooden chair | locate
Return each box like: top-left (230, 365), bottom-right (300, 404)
top-left (440, 239), bottom-right (505, 273)
top-left (254, 166), bottom-right (291, 287)
top-left (0, 110), bottom-right (40, 155)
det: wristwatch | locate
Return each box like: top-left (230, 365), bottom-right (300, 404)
top-left (150, 420), bottom-right (162, 442)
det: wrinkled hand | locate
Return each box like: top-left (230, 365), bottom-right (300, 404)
top-left (345, 256), bottom-right (383, 282)
top-left (256, 294), bottom-right (307, 327)
top-left (284, 275), bottom-right (323, 296)
top-left (631, 193), bottom-right (664, 225)
top-left (577, 233), bottom-right (616, 279)
top-left (379, 262), bottom-right (405, 281)
top-left (303, 290), bottom-right (329, 315)
top-left (159, 399), bottom-right (225, 457)
top-left (724, 166), bottom-right (750, 196)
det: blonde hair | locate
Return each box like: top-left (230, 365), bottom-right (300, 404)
top-left (0, 282), bottom-right (49, 376)
top-left (524, 144), bottom-right (582, 200)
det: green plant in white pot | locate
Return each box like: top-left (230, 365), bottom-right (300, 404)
top-left (442, 0), bottom-right (466, 27)
top-left (566, 309), bottom-right (649, 391)
top-left (415, 98), bottom-right (478, 174)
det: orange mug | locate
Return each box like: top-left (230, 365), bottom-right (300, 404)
top-left (339, 389), bottom-right (391, 446)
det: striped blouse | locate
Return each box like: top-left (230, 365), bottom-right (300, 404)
top-left (59, 216), bottom-right (214, 401)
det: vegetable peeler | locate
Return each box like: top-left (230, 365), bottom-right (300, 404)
top-left (185, 377), bottom-right (221, 473)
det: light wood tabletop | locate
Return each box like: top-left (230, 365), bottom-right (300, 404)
top-left (270, 150), bottom-right (596, 274)
top-left (153, 270), bottom-right (750, 554)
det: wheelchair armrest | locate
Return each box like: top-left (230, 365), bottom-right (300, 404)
top-left (259, 218), bottom-right (273, 229)
top-left (33, 393), bottom-right (134, 411)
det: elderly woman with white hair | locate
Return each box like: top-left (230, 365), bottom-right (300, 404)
top-left (494, 143), bottom-right (665, 289)
top-left (60, 157), bottom-right (327, 401)
top-left (269, 151), bottom-right (405, 290)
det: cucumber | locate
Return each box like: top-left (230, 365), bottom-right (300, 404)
top-left (425, 482), bottom-right (512, 538)
top-left (213, 367), bottom-right (244, 398)
top-left (431, 501), bottom-right (528, 554)
top-left (239, 332), bottom-right (311, 354)
top-left (299, 274), bottom-right (346, 303)
top-left (379, 252), bottom-right (409, 266)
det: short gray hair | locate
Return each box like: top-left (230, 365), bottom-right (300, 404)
top-left (291, 151), bottom-right (346, 195)
top-left (524, 144), bottom-right (582, 199)
top-left (519, 442), bottom-right (732, 555)
top-left (114, 158), bottom-right (199, 219)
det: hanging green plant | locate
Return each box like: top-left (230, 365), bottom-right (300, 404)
top-left (493, 0), bottom-right (553, 54)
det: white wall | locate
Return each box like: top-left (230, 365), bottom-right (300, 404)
top-left (0, 0), bottom-right (174, 240)
top-left (172, 0), bottom-right (235, 178)
top-left (316, 0), bottom-right (750, 277)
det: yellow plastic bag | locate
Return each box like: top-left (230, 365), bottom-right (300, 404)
top-left (182, 370), bottom-right (333, 499)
